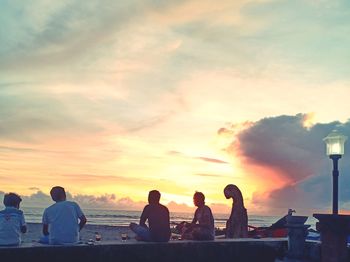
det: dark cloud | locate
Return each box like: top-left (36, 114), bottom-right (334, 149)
top-left (227, 114), bottom-right (350, 213)
top-left (236, 114), bottom-right (326, 181)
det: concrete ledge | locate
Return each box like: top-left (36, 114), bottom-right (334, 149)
top-left (0, 239), bottom-right (287, 262)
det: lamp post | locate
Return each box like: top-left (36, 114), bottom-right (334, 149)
top-left (323, 130), bottom-right (347, 214)
top-left (313, 130), bottom-right (350, 262)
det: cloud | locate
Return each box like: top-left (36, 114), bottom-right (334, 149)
top-left (221, 113), bottom-right (350, 214)
top-left (72, 193), bottom-right (146, 210)
top-left (194, 173), bottom-right (226, 178)
top-left (21, 191), bottom-right (53, 207)
top-left (210, 203), bottom-right (231, 214)
top-left (28, 187), bottom-right (41, 191)
top-left (167, 201), bottom-right (193, 213)
top-left (167, 150), bottom-right (182, 156)
top-left (0, 88), bottom-right (104, 142)
top-left (1, 189), bottom-right (144, 210)
top-left (167, 150), bottom-right (228, 164)
top-left (195, 157), bottom-right (228, 164)
top-left (1, 1), bottom-right (350, 216)
top-left (1, 189), bottom-right (231, 215)
top-left (0, 190), bottom-right (191, 213)
top-left (235, 114), bottom-right (327, 182)
top-left (1, 0), bottom-right (216, 75)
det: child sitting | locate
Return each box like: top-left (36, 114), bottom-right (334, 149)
top-left (0, 193), bottom-right (27, 246)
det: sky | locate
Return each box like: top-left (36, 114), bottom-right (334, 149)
top-left (1, 0), bottom-right (350, 216)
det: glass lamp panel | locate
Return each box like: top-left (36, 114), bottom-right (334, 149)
top-left (323, 130), bottom-right (347, 156)
top-left (328, 142), bottom-right (341, 155)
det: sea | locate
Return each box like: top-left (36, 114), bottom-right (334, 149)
top-left (22, 207), bottom-right (318, 229)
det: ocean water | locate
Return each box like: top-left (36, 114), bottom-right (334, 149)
top-left (22, 207), bottom-right (318, 229)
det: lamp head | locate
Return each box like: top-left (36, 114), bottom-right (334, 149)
top-left (323, 130), bottom-right (347, 156)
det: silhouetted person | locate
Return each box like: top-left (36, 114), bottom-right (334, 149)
top-left (180, 192), bottom-right (214, 240)
top-left (42, 186), bottom-right (87, 245)
top-left (224, 184), bottom-right (248, 238)
top-left (0, 193), bottom-right (27, 246)
top-left (130, 190), bottom-right (171, 242)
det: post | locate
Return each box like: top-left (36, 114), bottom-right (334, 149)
top-left (285, 217), bottom-right (309, 261)
top-left (313, 214), bottom-right (350, 262)
top-left (330, 155), bottom-right (341, 215)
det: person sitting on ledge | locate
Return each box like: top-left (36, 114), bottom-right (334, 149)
top-left (0, 193), bottom-right (27, 246)
top-left (180, 191), bottom-right (215, 241)
top-left (224, 184), bottom-right (248, 238)
top-left (130, 190), bottom-right (171, 242)
top-left (42, 186), bottom-right (87, 245)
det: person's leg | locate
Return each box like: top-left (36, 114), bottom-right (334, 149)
top-left (192, 228), bottom-right (214, 241)
top-left (181, 223), bottom-right (195, 240)
top-left (129, 223), bottom-right (151, 241)
top-left (39, 235), bottom-right (49, 244)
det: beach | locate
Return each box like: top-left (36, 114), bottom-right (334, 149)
top-left (22, 223), bottom-right (137, 245)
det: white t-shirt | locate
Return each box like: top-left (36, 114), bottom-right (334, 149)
top-left (0, 207), bottom-right (26, 246)
top-left (42, 201), bottom-right (84, 245)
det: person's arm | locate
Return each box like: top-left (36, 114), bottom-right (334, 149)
top-left (191, 217), bottom-right (197, 225)
top-left (79, 215), bottom-right (87, 231)
top-left (21, 225), bottom-right (27, 233)
top-left (74, 203), bottom-right (87, 231)
top-left (42, 209), bottom-right (49, 236)
top-left (191, 209), bottom-right (198, 225)
top-left (43, 224), bottom-right (49, 236)
top-left (140, 206), bottom-right (149, 228)
top-left (20, 212), bottom-right (27, 233)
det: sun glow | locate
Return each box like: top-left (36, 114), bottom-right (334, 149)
top-left (302, 113), bottom-right (316, 129)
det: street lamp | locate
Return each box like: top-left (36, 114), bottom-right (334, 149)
top-left (323, 130), bottom-right (348, 214)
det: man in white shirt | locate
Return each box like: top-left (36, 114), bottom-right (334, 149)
top-left (0, 193), bottom-right (27, 246)
top-left (42, 186), bottom-right (87, 245)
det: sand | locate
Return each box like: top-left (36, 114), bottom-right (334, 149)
top-left (22, 223), bottom-right (138, 245)
top-left (18, 223), bottom-right (224, 247)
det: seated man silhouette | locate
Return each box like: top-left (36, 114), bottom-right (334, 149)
top-left (179, 192), bottom-right (215, 241)
top-left (42, 186), bottom-right (87, 245)
top-left (0, 193), bottom-right (27, 246)
top-left (130, 190), bottom-right (171, 242)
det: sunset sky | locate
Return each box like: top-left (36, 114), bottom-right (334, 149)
top-left (1, 0), bottom-right (350, 216)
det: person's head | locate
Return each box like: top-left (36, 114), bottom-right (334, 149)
top-left (193, 192), bottom-right (205, 207)
top-left (3, 193), bottom-right (22, 209)
top-left (148, 190), bottom-right (161, 204)
top-left (224, 184), bottom-right (244, 206)
top-left (50, 186), bottom-right (66, 202)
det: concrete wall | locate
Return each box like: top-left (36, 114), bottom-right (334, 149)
top-left (0, 239), bottom-right (286, 262)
